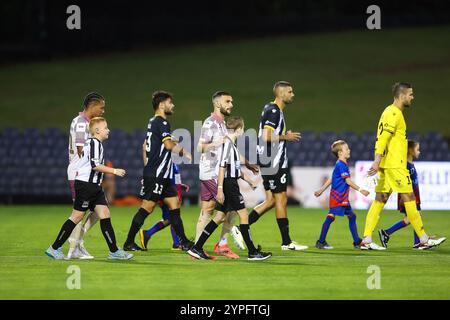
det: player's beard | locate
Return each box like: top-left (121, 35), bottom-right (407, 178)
top-left (283, 96), bottom-right (294, 104)
top-left (165, 107), bottom-right (174, 115)
top-left (220, 106), bottom-right (231, 116)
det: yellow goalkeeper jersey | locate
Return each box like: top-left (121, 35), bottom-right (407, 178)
top-left (375, 104), bottom-right (408, 169)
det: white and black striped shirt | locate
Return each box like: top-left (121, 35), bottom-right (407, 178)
top-left (76, 138), bottom-right (104, 185)
top-left (218, 137), bottom-right (241, 179)
top-left (257, 103), bottom-right (288, 172)
top-left (143, 116), bottom-right (174, 179)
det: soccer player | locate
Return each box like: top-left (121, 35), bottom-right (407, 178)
top-left (139, 163), bottom-right (187, 250)
top-left (66, 92), bottom-right (105, 260)
top-left (314, 140), bottom-right (369, 249)
top-left (197, 91), bottom-right (256, 259)
top-left (378, 140), bottom-right (423, 249)
top-left (45, 117), bottom-right (133, 260)
top-left (249, 81), bottom-right (308, 251)
top-left (188, 116), bottom-right (272, 261)
top-left (123, 91), bottom-right (194, 252)
top-left (362, 82), bottom-right (446, 250)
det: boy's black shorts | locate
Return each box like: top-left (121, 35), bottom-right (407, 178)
top-left (73, 180), bottom-right (108, 211)
top-left (140, 177), bottom-right (178, 202)
top-left (215, 178), bottom-right (246, 213)
top-left (262, 168), bottom-right (288, 193)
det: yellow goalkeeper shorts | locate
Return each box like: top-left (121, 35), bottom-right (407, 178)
top-left (375, 167), bottom-right (413, 194)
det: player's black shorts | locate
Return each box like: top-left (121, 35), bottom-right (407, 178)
top-left (140, 177), bottom-right (178, 202)
top-left (262, 168), bottom-right (288, 193)
top-left (215, 178), bottom-right (246, 213)
top-left (73, 180), bottom-right (108, 211)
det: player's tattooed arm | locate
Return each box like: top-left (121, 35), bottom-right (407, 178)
top-left (314, 178), bottom-right (332, 197)
top-left (346, 178), bottom-right (370, 196)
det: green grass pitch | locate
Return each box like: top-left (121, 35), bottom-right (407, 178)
top-left (0, 205), bottom-right (448, 299)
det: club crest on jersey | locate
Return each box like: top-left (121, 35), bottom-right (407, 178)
top-left (269, 180), bottom-right (275, 189)
top-left (82, 201), bottom-right (89, 208)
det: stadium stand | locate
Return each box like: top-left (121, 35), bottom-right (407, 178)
top-left (0, 128), bottom-right (449, 201)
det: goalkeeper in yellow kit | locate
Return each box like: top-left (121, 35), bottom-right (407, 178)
top-left (361, 82), bottom-right (446, 250)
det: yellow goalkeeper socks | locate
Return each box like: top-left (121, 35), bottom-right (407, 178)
top-left (404, 201), bottom-right (426, 238)
top-left (363, 200), bottom-right (384, 240)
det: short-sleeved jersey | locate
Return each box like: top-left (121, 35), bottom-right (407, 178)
top-left (198, 113), bottom-right (228, 180)
top-left (68, 112), bottom-right (90, 163)
top-left (76, 138), bottom-right (104, 185)
top-left (329, 160), bottom-right (351, 208)
top-left (218, 137), bottom-right (241, 179)
top-left (143, 116), bottom-right (174, 179)
top-left (257, 103), bottom-right (288, 173)
top-left (375, 105), bottom-right (408, 169)
top-left (398, 161), bottom-right (421, 209)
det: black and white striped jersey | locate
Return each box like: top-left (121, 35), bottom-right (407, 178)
top-left (143, 116), bottom-right (174, 179)
top-left (218, 137), bottom-right (241, 179)
top-left (76, 138), bottom-right (105, 185)
top-left (256, 103), bottom-right (288, 172)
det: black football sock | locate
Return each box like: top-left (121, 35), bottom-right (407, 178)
top-left (239, 224), bottom-right (257, 254)
top-left (277, 218), bottom-right (292, 245)
top-left (100, 218), bottom-right (119, 253)
top-left (248, 209), bottom-right (261, 225)
top-left (126, 208), bottom-right (149, 243)
top-left (169, 208), bottom-right (188, 243)
top-left (52, 219), bottom-right (77, 250)
top-left (195, 221), bottom-right (218, 250)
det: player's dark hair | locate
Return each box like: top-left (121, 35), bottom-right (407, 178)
top-left (408, 140), bottom-right (419, 150)
top-left (152, 91), bottom-right (173, 110)
top-left (212, 91), bottom-right (231, 102)
top-left (331, 140), bottom-right (347, 158)
top-left (392, 82), bottom-right (412, 98)
top-left (226, 116), bottom-right (244, 130)
top-left (83, 92), bottom-right (105, 109)
top-left (273, 81), bottom-right (292, 94)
